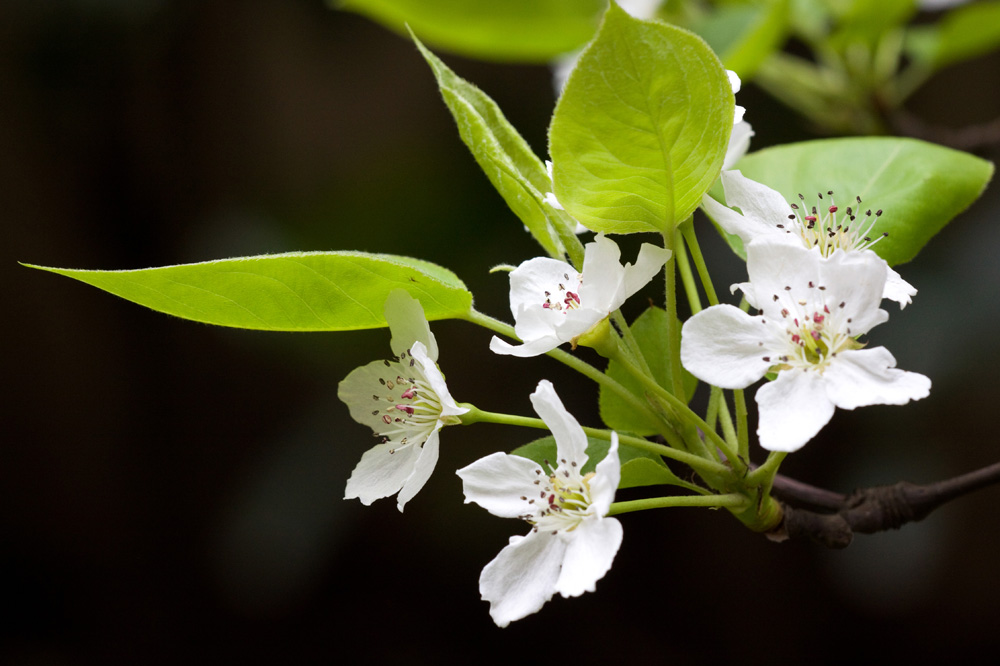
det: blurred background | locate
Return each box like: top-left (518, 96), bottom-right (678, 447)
top-left (5, 0), bottom-right (1000, 663)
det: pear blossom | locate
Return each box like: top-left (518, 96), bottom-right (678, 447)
top-left (339, 290), bottom-right (468, 511)
top-left (680, 241), bottom-right (930, 452)
top-left (702, 170), bottom-right (916, 307)
top-left (490, 234), bottom-right (671, 357)
top-left (457, 380), bottom-right (622, 627)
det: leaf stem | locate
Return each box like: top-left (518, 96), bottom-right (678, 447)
top-left (608, 492), bottom-right (749, 516)
top-left (460, 406), bottom-right (732, 476)
top-left (680, 223), bottom-right (719, 307)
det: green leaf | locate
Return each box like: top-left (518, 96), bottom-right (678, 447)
top-left (549, 3), bottom-right (734, 234)
top-left (511, 434), bottom-right (674, 489)
top-left (337, 0), bottom-right (606, 63)
top-left (25, 252), bottom-right (474, 331)
top-left (619, 456), bottom-right (685, 489)
top-left (412, 34), bottom-right (581, 264)
top-left (692, 0), bottom-right (790, 78)
top-left (709, 137), bottom-right (994, 266)
top-left (906, 1), bottom-right (1000, 70)
top-left (600, 306), bottom-right (697, 436)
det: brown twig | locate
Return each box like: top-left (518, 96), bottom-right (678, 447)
top-left (766, 461), bottom-right (1000, 548)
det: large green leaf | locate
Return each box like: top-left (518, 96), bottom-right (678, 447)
top-left (711, 137), bottom-right (994, 266)
top-left (600, 306), bottom-right (697, 436)
top-left (412, 34), bottom-right (582, 265)
top-left (337, 0), bottom-right (606, 63)
top-left (692, 0), bottom-right (790, 78)
top-left (511, 434), bottom-right (677, 490)
top-left (26, 252), bottom-right (474, 331)
top-left (549, 3), bottom-right (734, 234)
top-left (906, 1), bottom-right (1000, 71)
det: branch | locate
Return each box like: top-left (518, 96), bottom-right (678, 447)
top-left (766, 461), bottom-right (1000, 548)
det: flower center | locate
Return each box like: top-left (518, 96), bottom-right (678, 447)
top-left (368, 348), bottom-right (453, 453)
top-left (780, 191), bottom-right (888, 256)
top-left (520, 458), bottom-right (595, 534)
top-left (761, 284), bottom-right (864, 373)
top-left (540, 272), bottom-right (583, 314)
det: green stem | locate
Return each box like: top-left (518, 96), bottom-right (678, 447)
top-left (681, 224), bottom-right (719, 307)
top-left (735, 388), bottom-right (749, 461)
top-left (608, 492), bottom-right (749, 516)
top-left (463, 308), bottom-right (684, 449)
top-left (746, 451), bottom-right (788, 492)
top-left (612, 349), bottom-right (745, 474)
top-left (662, 229), bottom-right (685, 399)
top-left (713, 386), bottom-right (739, 453)
top-left (460, 406), bottom-right (732, 477)
top-left (675, 236), bottom-right (702, 314)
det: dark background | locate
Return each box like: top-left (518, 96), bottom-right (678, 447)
top-left (5, 1), bottom-right (1000, 663)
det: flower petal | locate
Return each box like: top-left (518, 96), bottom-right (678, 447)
top-left (489, 333), bottom-right (563, 358)
top-left (554, 517), bottom-right (623, 598)
top-left (579, 234), bottom-right (625, 311)
top-left (344, 439), bottom-right (425, 506)
top-left (723, 121), bottom-right (754, 170)
top-left (589, 432), bottom-right (620, 516)
top-left (385, 289), bottom-right (438, 361)
top-left (622, 243), bottom-right (672, 302)
top-left (755, 370), bottom-right (836, 452)
top-left (394, 431), bottom-right (441, 512)
top-left (680, 304), bottom-right (775, 389)
top-left (824, 348), bottom-right (931, 409)
top-left (410, 342), bottom-right (467, 418)
top-left (722, 170), bottom-right (793, 234)
top-left (457, 452), bottom-right (546, 519)
top-left (338, 360), bottom-right (406, 432)
top-left (883, 266), bottom-right (917, 309)
top-left (530, 380), bottom-right (589, 469)
top-left (479, 531), bottom-right (565, 628)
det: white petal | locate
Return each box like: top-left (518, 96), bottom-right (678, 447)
top-left (620, 0), bottom-right (663, 19)
top-left (723, 121), bottom-right (754, 170)
top-left (680, 304), bottom-right (775, 389)
top-left (579, 234), bottom-right (626, 311)
top-left (824, 348), bottom-right (931, 409)
top-left (457, 452), bottom-right (545, 519)
top-left (722, 170), bottom-right (794, 235)
top-left (755, 370), bottom-right (836, 452)
top-left (395, 431), bottom-right (440, 512)
top-left (410, 342), bottom-right (467, 418)
top-left (338, 360), bottom-right (405, 432)
top-left (480, 531), bottom-right (565, 628)
top-left (384, 289), bottom-right (437, 361)
top-left (530, 380), bottom-right (589, 468)
top-left (588, 432), bottom-right (620, 517)
top-left (344, 439), bottom-right (423, 506)
top-left (883, 266), bottom-right (917, 308)
top-left (489, 333), bottom-right (563, 358)
top-left (816, 249), bottom-right (889, 335)
top-left (554, 517), bottom-right (623, 598)
top-left (621, 242), bottom-right (672, 302)
top-left (727, 70), bottom-right (742, 94)
top-left (701, 192), bottom-right (768, 248)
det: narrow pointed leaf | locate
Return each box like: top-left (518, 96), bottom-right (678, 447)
top-left (549, 3), bottom-right (734, 234)
top-left (413, 34), bottom-right (580, 262)
top-left (692, 0), bottom-right (790, 78)
top-left (25, 252), bottom-right (473, 331)
top-left (906, 1), bottom-right (1000, 70)
top-left (707, 137), bottom-right (994, 266)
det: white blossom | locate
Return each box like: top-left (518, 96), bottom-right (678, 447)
top-left (490, 234), bottom-right (670, 357)
top-left (680, 241), bottom-right (930, 452)
top-left (457, 380), bottom-right (622, 627)
top-left (702, 170), bottom-right (917, 307)
top-left (339, 290), bottom-right (467, 511)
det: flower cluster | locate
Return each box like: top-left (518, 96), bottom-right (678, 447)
top-left (684, 174), bottom-right (931, 451)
